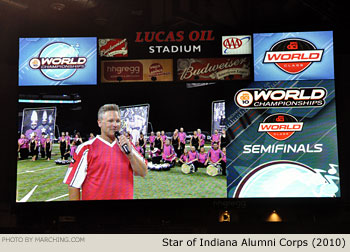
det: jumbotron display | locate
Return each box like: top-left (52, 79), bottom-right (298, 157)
top-left (16, 30), bottom-right (339, 202)
top-left (225, 80), bottom-right (339, 198)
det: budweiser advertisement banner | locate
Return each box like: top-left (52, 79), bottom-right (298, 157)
top-left (101, 59), bottom-right (173, 83)
top-left (98, 38), bottom-right (128, 57)
top-left (177, 57), bottom-right (250, 82)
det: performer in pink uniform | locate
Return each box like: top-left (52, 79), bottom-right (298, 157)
top-left (18, 134), bottom-right (29, 160)
top-left (162, 139), bottom-right (176, 165)
top-left (178, 127), bottom-right (187, 155)
top-left (211, 129), bottom-right (221, 147)
top-left (148, 131), bottom-right (156, 151)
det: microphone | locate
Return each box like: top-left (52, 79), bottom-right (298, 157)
top-left (115, 131), bottom-right (130, 154)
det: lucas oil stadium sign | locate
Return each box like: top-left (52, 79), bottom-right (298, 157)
top-left (135, 30), bottom-right (215, 54)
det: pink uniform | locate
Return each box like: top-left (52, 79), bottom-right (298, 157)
top-left (199, 133), bottom-right (205, 146)
top-left (179, 132), bottom-right (187, 144)
top-left (63, 136), bottom-right (147, 200)
top-left (208, 148), bottom-right (223, 163)
top-left (222, 153), bottom-right (226, 163)
top-left (198, 152), bottom-right (208, 164)
top-left (161, 135), bottom-right (167, 143)
top-left (70, 145), bottom-right (77, 157)
top-left (211, 133), bottom-right (220, 145)
top-left (180, 153), bottom-right (189, 163)
top-left (18, 138), bottom-right (28, 149)
top-left (149, 135), bottom-right (155, 144)
top-left (40, 137), bottom-right (46, 147)
top-left (162, 144), bottom-right (176, 161)
top-left (24, 139), bottom-right (29, 148)
top-left (65, 136), bottom-right (71, 145)
top-left (188, 150), bottom-right (198, 162)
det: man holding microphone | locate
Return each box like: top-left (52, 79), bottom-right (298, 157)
top-left (63, 104), bottom-right (147, 200)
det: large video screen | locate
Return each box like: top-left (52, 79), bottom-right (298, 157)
top-left (16, 84), bottom-right (231, 202)
top-left (19, 37), bottom-right (97, 86)
top-left (253, 31), bottom-right (334, 82)
top-left (16, 31), bottom-right (339, 202)
top-left (16, 81), bottom-right (340, 201)
top-left (225, 80), bottom-right (340, 197)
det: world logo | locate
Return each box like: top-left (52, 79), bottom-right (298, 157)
top-left (29, 42), bottom-right (86, 81)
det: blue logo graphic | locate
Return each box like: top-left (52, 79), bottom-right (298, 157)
top-left (19, 37), bottom-right (97, 86)
top-left (29, 42), bottom-right (86, 81)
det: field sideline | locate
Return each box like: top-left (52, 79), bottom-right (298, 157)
top-left (16, 144), bottom-right (227, 202)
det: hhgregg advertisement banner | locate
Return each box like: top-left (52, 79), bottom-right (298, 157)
top-left (225, 80), bottom-right (339, 198)
top-left (19, 37), bottom-right (97, 86)
top-left (101, 59), bottom-right (173, 82)
top-left (253, 31), bottom-right (334, 82)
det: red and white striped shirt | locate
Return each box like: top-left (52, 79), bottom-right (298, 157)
top-left (63, 135), bottom-right (145, 200)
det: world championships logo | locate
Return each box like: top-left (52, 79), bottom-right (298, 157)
top-left (29, 42), bottom-right (87, 81)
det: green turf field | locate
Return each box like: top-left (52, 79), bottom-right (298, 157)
top-left (16, 144), bottom-right (227, 202)
top-left (134, 166), bottom-right (226, 199)
top-left (16, 144), bottom-right (69, 202)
